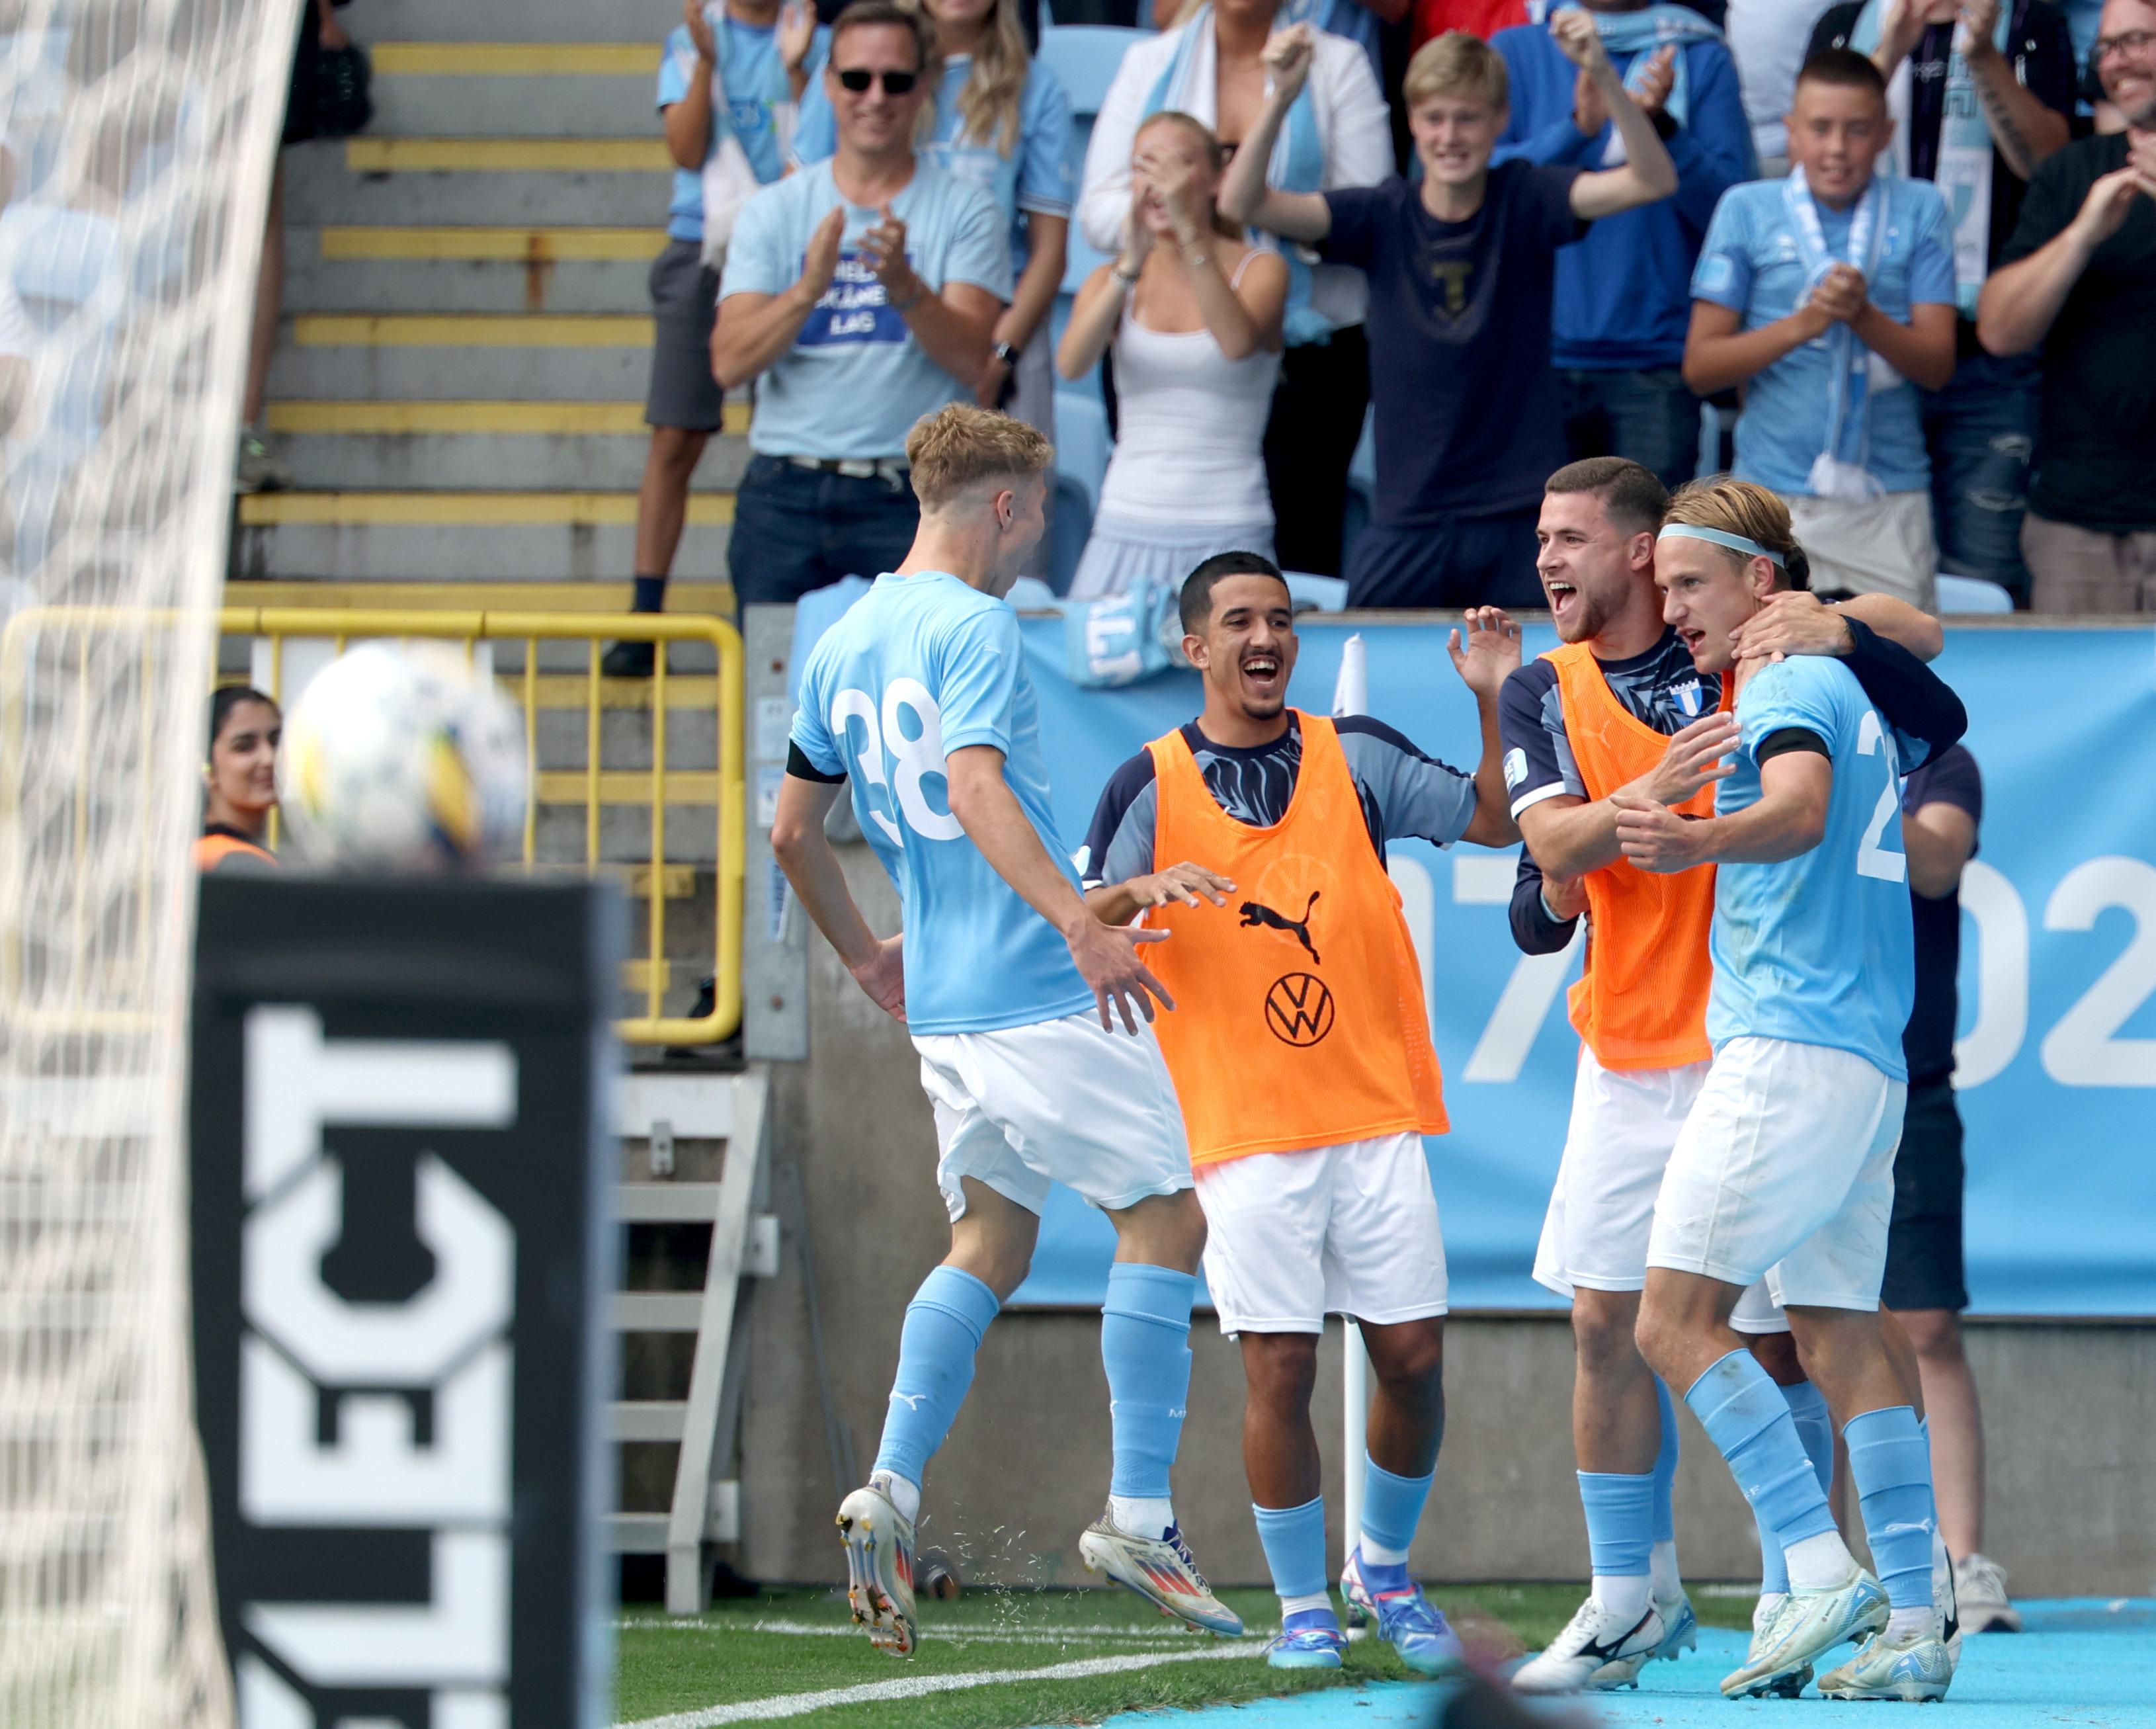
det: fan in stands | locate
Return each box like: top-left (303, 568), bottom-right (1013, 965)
top-left (278, 642), bottom-right (530, 872)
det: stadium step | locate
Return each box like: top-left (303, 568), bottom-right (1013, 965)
top-left (232, 493), bottom-right (734, 583)
top-left (347, 0), bottom-right (682, 43)
top-left (608, 1070), bottom-right (776, 1606)
top-left (286, 228), bottom-right (659, 314)
top-left (369, 42), bottom-right (663, 139)
top-left (285, 136), bottom-right (673, 226)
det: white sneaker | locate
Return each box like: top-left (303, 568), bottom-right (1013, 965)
top-left (1955, 1550), bottom-right (2020, 1634)
top-left (1512, 1595), bottom-right (1666, 1694)
top-left (836, 1481), bottom-right (918, 1658)
top-left (1817, 1626), bottom-right (1956, 1701)
top-left (1078, 1509), bottom-right (1243, 1636)
top-left (1721, 1570), bottom-right (1887, 1699)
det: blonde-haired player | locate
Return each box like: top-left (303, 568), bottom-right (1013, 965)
top-left (774, 405), bottom-right (1237, 1658)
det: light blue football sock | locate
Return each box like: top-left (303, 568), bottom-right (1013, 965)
top-left (1254, 1496), bottom-right (1330, 1603)
top-left (1754, 1378), bottom-right (1835, 1593)
top-left (1357, 1455), bottom-right (1434, 1571)
top-left (1580, 1471), bottom-right (1655, 1578)
top-left (1684, 1350), bottom-right (1839, 1554)
top-left (1101, 1263), bottom-right (1196, 1499)
top-left (1845, 1405), bottom-right (1938, 1612)
top-left (1652, 1375), bottom-right (1680, 1545)
top-left (871, 1264), bottom-right (1001, 1489)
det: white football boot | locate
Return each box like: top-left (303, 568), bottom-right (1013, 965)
top-left (836, 1479), bottom-right (919, 1657)
top-left (1720, 1570), bottom-right (1887, 1699)
top-left (1078, 1508), bottom-right (1244, 1636)
top-left (1816, 1625), bottom-right (1957, 1701)
top-left (1512, 1595), bottom-right (1667, 1694)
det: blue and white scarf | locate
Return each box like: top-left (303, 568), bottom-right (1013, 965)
top-left (1783, 165), bottom-right (1892, 501)
top-left (1551, 1), bottom-right (1727, 165)
top-left (1143, 5), bottom-right (1333, 347)
top-left (1849, 0), bottom-right (2014, 315)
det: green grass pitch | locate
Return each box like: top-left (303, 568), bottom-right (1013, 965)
top-left (612, 1581), bottom-right (1762, 1729)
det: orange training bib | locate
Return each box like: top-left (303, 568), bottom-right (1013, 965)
top-left (1141, 712), bottom-right (1448, 1165)
top-left (1545, 642), bottom-right (1729, 1070)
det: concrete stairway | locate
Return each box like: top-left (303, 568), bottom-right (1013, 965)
top-left (242, 0), bottom-right (743, 591)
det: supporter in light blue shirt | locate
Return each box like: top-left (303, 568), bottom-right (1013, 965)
top-left (794, 52), bottom-right (1073, 276)
top-left (790, 569), bottom-right (1096, 1034)
top-left (1707, 653), bottom-right (1917, 1081)
top-left (659, 1), bottom-right (828, 243)
top-left (1690, 173), bottom-right (1956, 498)
top-left (792, 0), bottom-right (1071, 433)
top-left (720, 156), bottom-right (1011, 459)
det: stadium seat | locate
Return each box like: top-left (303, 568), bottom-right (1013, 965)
top-left (1281, 573), bottom-right (1350, 612)
top-left (1047, 475), bottom-right (1093, 595)
top-left (1038, 24), bottom-right (1146, 120)
top-left (1054, 389), bottom-right (1112, 516)
top-left (1935, 573), bottom-right (2014, 614)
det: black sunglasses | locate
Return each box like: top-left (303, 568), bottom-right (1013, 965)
top-left (835, 67), bottom-right (919, 94)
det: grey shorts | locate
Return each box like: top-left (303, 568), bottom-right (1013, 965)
top-left (646, 235), bottom-right (726, 433)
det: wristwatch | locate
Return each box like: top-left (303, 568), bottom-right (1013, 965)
top-left (992, 341), bottom-right (1020, 369)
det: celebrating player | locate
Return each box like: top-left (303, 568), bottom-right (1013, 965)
top-left (1079, 553), bottom-right (1519, 1673)
top-left (1616, 478), bottom-right (1959, 1703)
top-left (1501, 458), bottom-right (1962, 1695)
top-left (772, 405), bottom-right (1237, 1658)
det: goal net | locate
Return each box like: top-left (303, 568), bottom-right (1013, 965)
top-left (0, 1), bottom-right (300, 1722)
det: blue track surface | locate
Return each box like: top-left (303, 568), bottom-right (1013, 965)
top-left (1110, 1602), bottom-right (2156, 1729)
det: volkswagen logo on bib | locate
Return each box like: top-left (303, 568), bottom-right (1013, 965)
top-left (1265, 972), bottom-right (1335, 1047)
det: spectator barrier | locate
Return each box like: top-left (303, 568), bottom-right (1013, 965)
top-left (199, 607), bottom-right (741, 1046)
top-left (993, 612), bottom-right (2156, 1315)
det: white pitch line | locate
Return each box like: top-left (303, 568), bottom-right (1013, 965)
top-left (613, 1642), bottom-right (1257, 1729)
top-left (616, 1616), bottom-right (1229, 1646)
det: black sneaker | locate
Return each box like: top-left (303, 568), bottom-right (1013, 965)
top-left (601, 639), bottom-right (655, 678)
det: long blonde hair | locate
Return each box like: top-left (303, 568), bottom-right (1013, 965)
top-left (932, 0), bottom-right (1030, 156)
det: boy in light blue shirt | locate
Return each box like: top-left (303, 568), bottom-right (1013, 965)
top-left (1684, 48), bottom-right (1958, 611)
top-left (1615, 480), bottom-right (1966, 1705)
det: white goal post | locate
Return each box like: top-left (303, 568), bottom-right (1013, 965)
top-left (0, 1), bottom-right (304, 1722)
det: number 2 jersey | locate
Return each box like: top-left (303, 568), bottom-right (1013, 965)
top-left (788, 570), bottom-right (1097, 1036)
top-left (1708, 654), bottom-right (1919, 1081)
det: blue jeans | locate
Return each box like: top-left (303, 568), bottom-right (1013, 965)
top-left (1921, 349), bottom-right (2038, 605)
top-left (1559, 367), bottom-right (1701, 491)
top-left (728, 454), bottom-right (920, 607)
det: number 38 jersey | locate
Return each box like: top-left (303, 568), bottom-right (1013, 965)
top-left (789, 569), bottom-right (1097, 1036)
top-left (1708, 655), bottom-right (1921, 1082)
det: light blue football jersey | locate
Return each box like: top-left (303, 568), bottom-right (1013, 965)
top-left (1706, 655), bottom-right (1917, 1081)
top-left (790, 570), bottom-right (1096, 1036)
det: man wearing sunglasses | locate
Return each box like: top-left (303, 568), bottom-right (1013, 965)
top-left (1977, 0), bottom-right (2156, 612)
top-left (713, 0), bottom-right (1013, 609)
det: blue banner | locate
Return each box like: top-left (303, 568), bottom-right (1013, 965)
top-left (1005, 619), bottom-right (2156, 1316)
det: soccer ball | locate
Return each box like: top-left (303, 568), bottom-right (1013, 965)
top-left (278, 642), bottom-right (529, 871)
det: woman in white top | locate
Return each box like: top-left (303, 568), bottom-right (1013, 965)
top-left (1077, 0), bottom-right (1388, 579)
top-left (1057, 112), bottom-right (1288, 599)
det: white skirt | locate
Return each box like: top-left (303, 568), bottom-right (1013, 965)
top-left (1068, 510), bottom-right (1277, 600)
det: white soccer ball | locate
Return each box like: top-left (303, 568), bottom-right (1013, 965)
top-left (278, 642), bottom-right (529, 872)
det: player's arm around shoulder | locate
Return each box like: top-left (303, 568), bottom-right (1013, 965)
top-left (1617, 660), bottom-right (1831, 873)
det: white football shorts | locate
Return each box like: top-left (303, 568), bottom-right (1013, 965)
top-left (1537, 1046), bottom-right (1788, 1334)
top-left (1647, 1035), bottom-right (1907, 1312)
top-left (913, 1010), bottom-right (1194, 1222)
top-left (1193, 1132), bottom-right (1448, 1336)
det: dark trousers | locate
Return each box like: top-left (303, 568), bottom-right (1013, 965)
top-left (1345, 504), bottom-right (1544, 609)
top-left (1559, 366), bottom-right (1702, 491)
top-left (728, 455), bottom-right (921, 606)
top-left (1262, 325), bottom-right (1371, 579)
top-left (1921, 347), bottom-right (2038, 605)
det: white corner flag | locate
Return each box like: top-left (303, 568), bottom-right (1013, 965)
top-left (1332, 633), bottom-right (1368, 719)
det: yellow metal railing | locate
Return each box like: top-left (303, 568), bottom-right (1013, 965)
top-left (0, 599), bottom-right (745, 1043)
top-left (228, 608), bottom-right (745, 1046)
